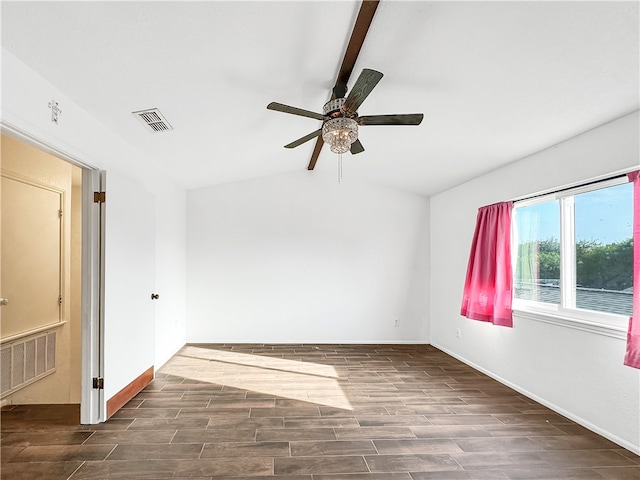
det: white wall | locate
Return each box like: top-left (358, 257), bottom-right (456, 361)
top-left (187, 171), bottom-right (430, 343)
top-left (430, 111), bottom-right (640, 452)
top-left (154, 187), bottom-right (187, 368)
top-left (1, 48), bottom-right (187, 406)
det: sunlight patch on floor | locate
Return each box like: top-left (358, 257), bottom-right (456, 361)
top-left (159, 346), bottom-right (353, 411)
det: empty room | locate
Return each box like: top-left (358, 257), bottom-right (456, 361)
top-left (1, 1), bottom-right (638, 479)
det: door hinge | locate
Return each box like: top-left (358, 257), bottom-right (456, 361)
top-left (58, 295), bottom-right (63, 305)
top-left (93, 191), bottom-right (106, 203)
top-left (92, 377), bottom-right (104, 390)
top-left (58, 209), bottom-right (63, 218)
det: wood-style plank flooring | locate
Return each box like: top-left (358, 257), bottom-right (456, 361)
top-left (2, 344), bottom-right (638, 479)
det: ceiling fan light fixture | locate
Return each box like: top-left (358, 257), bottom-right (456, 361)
top-left (322, 117), bottom-right (358, 154)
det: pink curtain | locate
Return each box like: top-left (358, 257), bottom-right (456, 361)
top-left (461, 202), bottom-right (514, 327)
top-left (624, 170), bottom-right (640, 369)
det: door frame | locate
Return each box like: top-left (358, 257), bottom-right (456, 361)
top-left (1, 122), bottom-right (105, 423)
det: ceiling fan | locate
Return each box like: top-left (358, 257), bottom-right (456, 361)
top-left (267, 68), bottom-right (423, 156)
top-left (265, 0), bottom-right (422, 170)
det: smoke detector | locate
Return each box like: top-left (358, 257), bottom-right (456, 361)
top-left (132, 108), bottom-right (173, 132)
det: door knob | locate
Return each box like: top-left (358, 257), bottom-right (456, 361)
top-left (0, 298), bottom-right (8, 306)
top-left (151, 293), bottom-right (159, 300)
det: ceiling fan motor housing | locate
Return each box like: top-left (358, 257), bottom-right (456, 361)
top-left (323, 98), bottom-right (355, 119)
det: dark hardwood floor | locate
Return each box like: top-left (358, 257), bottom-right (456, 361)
top-left (1, 344), bottom-right (638, 479)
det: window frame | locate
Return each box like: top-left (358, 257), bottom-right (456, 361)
top-left (512, 176), bottom-right (631, 339)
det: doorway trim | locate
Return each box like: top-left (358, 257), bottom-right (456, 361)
top-left (1, 121), bottom-right (105, 424)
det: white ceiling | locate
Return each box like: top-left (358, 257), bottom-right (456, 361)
top-left (2, 1), bottom-right (638, 196)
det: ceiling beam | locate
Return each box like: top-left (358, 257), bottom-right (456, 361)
top-left (307, 0), bottom-right (380, 171)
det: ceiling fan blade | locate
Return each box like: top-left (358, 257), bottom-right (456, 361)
top-left (307, 137), bottom-right (325, 171)
top-left (267, 102), bottom-right (325, 121)
top-left (358, 114), bottom-right (424, 126)
top-left (308, 0), bottom-right (380, 170)
top-left (284, 129), bottom-right (322, 149)
top-left (342, 69), bottom-right (384, 116)
top-left (350, 139), bottom-right (365, 155)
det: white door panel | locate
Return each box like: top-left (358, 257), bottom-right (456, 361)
top-left (102, 172), bottom-right (155, 404)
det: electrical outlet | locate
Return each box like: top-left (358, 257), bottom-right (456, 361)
top-left (394, 319), bottom-right (399, 327)
top-left (456, 328), bottom-right (461, 338)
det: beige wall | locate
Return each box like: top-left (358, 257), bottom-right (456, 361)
top-left (1, 133), bottom-right (82, 404)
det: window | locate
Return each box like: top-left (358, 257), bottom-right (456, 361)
top-left (513, 178), bottom-right (633, 322)
top-left (514, 199), bottom-right (560, 304)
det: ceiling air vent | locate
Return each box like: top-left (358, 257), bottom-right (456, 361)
top-left (132, 108), bottom-right (173, 133)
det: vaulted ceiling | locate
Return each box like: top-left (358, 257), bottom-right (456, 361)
top-left (2, 1), bottom-right (638, 195)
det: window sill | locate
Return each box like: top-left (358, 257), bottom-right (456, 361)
top-left (513, 308), bottom-right (627, 340)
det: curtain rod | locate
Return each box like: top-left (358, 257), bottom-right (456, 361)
top-left (514, 173), bottom-right (629, 203)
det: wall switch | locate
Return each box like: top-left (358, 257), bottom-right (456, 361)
top-left (456, 328), bottom-right (461, 338)
top-left (394, 319), bottom-right (399, 327)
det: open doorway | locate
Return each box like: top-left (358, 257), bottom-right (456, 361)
top-left (0, 131), bottom-right (103, 424)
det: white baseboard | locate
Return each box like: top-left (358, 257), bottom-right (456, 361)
top-left (432, 342), bottom-right (640, 455)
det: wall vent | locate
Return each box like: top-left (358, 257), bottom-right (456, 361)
top-left (132, 108), bottom-right (173, 133)
top-left (1, 328), bottom-right (57, 398)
